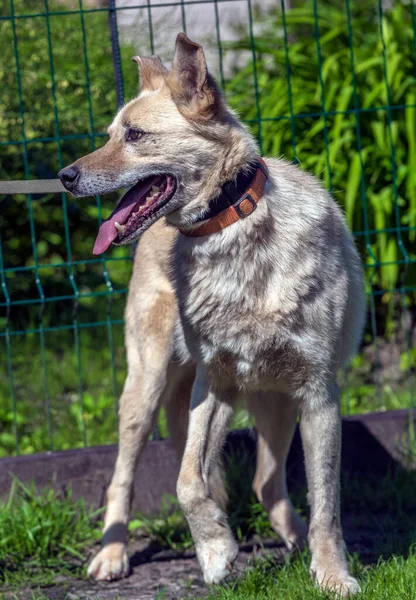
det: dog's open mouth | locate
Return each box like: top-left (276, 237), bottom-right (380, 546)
top-left (93, 175), bottom-right (176, 255)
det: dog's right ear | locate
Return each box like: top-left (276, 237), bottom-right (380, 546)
top-left (132, 55), bottom-right (168, 92)
top-left (167, 33), bottom-right (223, 121)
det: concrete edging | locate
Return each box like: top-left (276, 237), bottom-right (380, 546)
top-left (0, 408), bottom-right (414, 514)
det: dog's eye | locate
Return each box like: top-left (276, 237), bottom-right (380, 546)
top-left (126, 128), bottom-right (145, 142)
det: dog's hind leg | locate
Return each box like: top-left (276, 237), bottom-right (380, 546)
top-left (176, 370), bottom-right (238, 584)
top-left (164, 364), bottom-right (194, 460)
top-left (248, 392), bottom-right (308, 550)
top-left (299, 379), bottom-right (360, 597)
top-left (165, 369), bottom-right (228, 512)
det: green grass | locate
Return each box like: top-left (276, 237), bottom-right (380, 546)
top-left (202, 550), bottom-right (416, 600)
top-left (2, 462), bottom-right (416, 598)
top-left (0, 478), bottom-right (102, 586)
top-left (128, 495), bottom-right (194, 552)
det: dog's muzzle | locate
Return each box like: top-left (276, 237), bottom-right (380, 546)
top-left (58, 166), bottom-right (80, 191)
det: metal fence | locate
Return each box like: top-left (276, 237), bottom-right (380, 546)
top-left (1, 0), bottom-right (415, 457)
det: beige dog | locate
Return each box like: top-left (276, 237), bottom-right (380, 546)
top-left (59, 33), bottom-right (365, 596)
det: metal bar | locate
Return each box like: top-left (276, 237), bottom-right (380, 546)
top-left (0, 0), bottom-right (248, 21)
top-left (0, 179), bottom-right (64, 194)
top-left (108, 0), bottom-right (125, 109)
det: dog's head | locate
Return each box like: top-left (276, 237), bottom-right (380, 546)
top-left (58, 33), bottom-right (257, 254)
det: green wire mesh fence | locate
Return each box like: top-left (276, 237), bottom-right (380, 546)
top-left (0, 0), bottom-right (416, 456)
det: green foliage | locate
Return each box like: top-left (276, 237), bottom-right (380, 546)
top-left (0, 331), bottom-right (124, 456)
top-left (203, 550), bottom-right (416, 600)
top-left (0, 478), bottom-right (101, 584)
top-left (225, 0), bottom-right (416, 292)
top-left (129, 496), bottom-right (194, 552)
top-left (340, 383), bottom-right (414, 415)
top-left (0, 0), bottom-right (134, 325)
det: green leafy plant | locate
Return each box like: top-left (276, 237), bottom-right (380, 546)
top-left (0, 478), bottom-right (102, 584)
top-left (0, 0), bottom-right (135, 328)
top-left (0, 330), bottom-right (124, 456)
top-left (130, 495), bottom-right (193, 551)
top-left (225, 0), bottom-right (416, 293)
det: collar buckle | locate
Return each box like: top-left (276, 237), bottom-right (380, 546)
top-left (235, 193), bottom-right (257, 218)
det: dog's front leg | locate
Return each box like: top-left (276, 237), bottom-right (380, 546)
top-left (299, 380), bottom-right (360, 597)
top-left (88, 293), bottom-right (176, 581)
top-left (88, 372), bottom-right (167, 581)
top-left (177, 369), bottom-right (238, 584)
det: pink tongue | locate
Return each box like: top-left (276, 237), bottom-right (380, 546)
top-left (93, 178), bottom-right (155, 255)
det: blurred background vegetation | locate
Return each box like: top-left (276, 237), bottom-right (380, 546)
top-left (0, 0), bottom-right (415, 456)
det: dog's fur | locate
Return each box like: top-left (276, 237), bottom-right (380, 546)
top-left (60, 34), bottom-right (366, 596)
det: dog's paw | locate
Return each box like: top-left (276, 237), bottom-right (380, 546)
top-left (87, 542), bottom-right (130, 581)
top-left (314, 570), bottom-right (361, 597)
top-left (197, 536), bottom-right (239, 585)
top-left (280, 512), bottom-right (309, 552)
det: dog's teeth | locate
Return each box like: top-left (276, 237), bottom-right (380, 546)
top-left (114, 222), bottom-right (125, 233)
top-left (151, 186), bottom-right (160, 194)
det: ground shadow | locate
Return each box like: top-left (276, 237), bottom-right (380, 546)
top-left (225, 421), bottom-right (416, 565)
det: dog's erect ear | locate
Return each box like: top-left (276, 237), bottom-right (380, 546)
top-left (167, 33), bottom-right (223, 121)
top-left (132, 55), bottom-right (168, 92)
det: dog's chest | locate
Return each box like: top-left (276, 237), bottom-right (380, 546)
top-left (173, 241), bottom-right (311, 388)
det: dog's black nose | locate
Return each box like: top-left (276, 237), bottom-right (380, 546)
top-left (58, 166), bottom-right (80, 190)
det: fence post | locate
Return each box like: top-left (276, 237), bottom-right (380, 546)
top-left (108, 0), bottom-right (124, 109)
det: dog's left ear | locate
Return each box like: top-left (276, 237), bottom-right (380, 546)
top-left (167, 33), bottom-right (223, 121)
top-left (132, 55), bottom-right (168, 92)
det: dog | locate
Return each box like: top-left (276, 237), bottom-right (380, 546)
top-left (58, 33), bottom-right (366, 596)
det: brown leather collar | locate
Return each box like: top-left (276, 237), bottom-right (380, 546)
top-left (179, 158), bottom-right (268, 237)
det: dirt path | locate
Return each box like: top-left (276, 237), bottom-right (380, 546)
top-left (4, 539), bottom-right (288, 600)
top-left (1, 521), bottom-right (382, 600)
